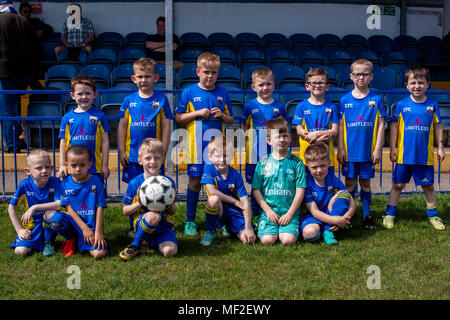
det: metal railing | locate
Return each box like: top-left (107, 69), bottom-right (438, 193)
top-left (1, 88), bottom-right (449, 200)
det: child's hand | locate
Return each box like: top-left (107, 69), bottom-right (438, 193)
top-left (119, 152), bottom-right (129, 169)
top-left (265, 209), bottom-right (279, 224)
top-left (278, 213), bottom-right (293, 226)
top-left (198, 108), bottom-right (211, 119)
top-left (316, 132), bottom-right (331, 143)
top-left (21, 206), bottom-right (35, 225)
top-left (234, 199), bottom-right (244, 210)
top-left (94, 230), bottom-right (107, 250)
top-left (18, 228), bottom-right (31, 241)
top-left (337, 148), bottom-right (345, 165)
top-left (82, 227), bottom-right (95, 246)
top-left (211, 107), bottom-right (223, 119)
top-left (332, 216), bottom-right (351, 230)
top-left (438, 148), bottom-right (446, 162)
top-left (136, 187), bottom-right (143, 206)
top-left (102, 166), bottom-right (110, 180)
top-left (372, 149), bottom-right (381, 164)
top-left (58, 165), bottom-right (68, 179)
top-left (390, 148), bottom-right (398, 163)
top-left (241, 228), bottom-right (256, 244)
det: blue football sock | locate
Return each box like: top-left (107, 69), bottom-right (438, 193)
top-left (205, 205), bottom-right (220, 232)
top-left (132, 217), bottom-right (157, 249)
top-left (426, 206), bottom-right (438, 218)
top-left (330, 192), bottom-right (351, 217)
top-left (304, 231), bottom-right (321, 242)
top-left (386, 205), bottom-right (397, 217)
top-left (186, 184), bottom-right (201, 223)
top-left (349, 189), bottom-right (356, 199)
top-left (360, 190), bottom-right (371, 219)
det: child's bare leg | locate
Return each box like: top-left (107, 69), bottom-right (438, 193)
top-left (302, 224), bottom-right (321, 242)
top-left (14, 246), bottom-right (32, 256)
top-left (279, 233), bottom-right (297, 246)
top-left (159, 241), bottom-right (178, 257)
top-left (260, 234), bottom-right (278, 246)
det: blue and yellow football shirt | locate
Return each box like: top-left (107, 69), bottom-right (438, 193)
top-left (201, 163), bottom-right (248, 201)
top-left (338, 91), bottom-right (387, 162)
top-left (59, 107), bottom-right (111, 174)
top-left (241, 98), bottom-right (287, 165)
top-left (118, 91), bottom-right (173, 163)
top-left (293, 99), bottom-right (339, 166)
top-left (393, 96), bottom-right (441, 166)
top-left (175, 84), bottom-right (233, 164)
top-left (304, 171), bottom-right (346, 211)
top-left (60, 174), bottom-right (107, 230)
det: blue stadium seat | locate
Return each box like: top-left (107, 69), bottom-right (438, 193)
top-left (210, 47), bottom-right (236, 66)
top-left (218, 65), bottom-right (242, 89)
top-left (326, 50), bottom-right (352, 70)
top-left (383, 89), bottom-right (409, 115)
top-left (29, 87), bottom-right (66, 107)
top-left (229, 93), bottom-right (245, 126)
top-left (40, 42), bottom-right (58, 69)
top-left (208, 32), bottom-right (235, 50)
top-left (266, 46), bottom-right (294, 69)
top-left (316, 65), bottom-right (338, 87)
top-left (124, 32), bottom-right (148, 49)
top-left (237, 47), bottom-right (266, 70)
top-left (87, 48), bottom-right (117, 71)
top-left (56, 49), bottom-right (86, 69)
top-left (343, 34), bottom-right (368, 48)
top-left (27, 101), bottom-right (62, 128)
top-left (45, 64), bottom-right (78, 88)
top-left (111, 63), bottom-right (134, 87)
top-left (155, 64), bottom-right (176, 87)
top-left (96, 32), bottom-right (124, 50)
top-left (45, 32), bottom-right (62, 45)
top-left (357, 50), bottom-right (381, 66)
top-left (298, 50), bottom-right (324, 71)
top-left (235, 32), bottom-right (262, 50)
top-left (427, 89), bottom-right (450, 129)
top-left (177, 63), bottom-right (198, 89)
top-left (179, 47), bottom-right (204, 63)
top-left (419, 36), bottom-right (443, 50)
top-left (79, 64), bottom-right (111, 89)
top-left (289, 33), bottom-right (316, 50)
top-left (316, 34), bottom-right (343, 50)
top-left (262, 33), bottom-right (289, 49)
top-left (368, 35), bottom-right (393, 55)
top-left (371, 66), bottom-right (399, 90)
top-left (380, 51), bottom-right (407, 66)
top-left (179, 32), bottom-right (208, 50)
top-left (118, 48), bottom-right (146, 65)
top-left (241, 64), bottom-right (266, 89)
top-left (275, 65), bottom-right (305, 89)
top-left (423, 47), bottom-right (446, 66)
top-left (325, 86), bottom-right (346, 104)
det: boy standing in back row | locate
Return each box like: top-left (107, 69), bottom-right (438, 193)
top-left (384, 66), bottom-right (446, 231)
top-left (337, 59), bottom-right (387, 230)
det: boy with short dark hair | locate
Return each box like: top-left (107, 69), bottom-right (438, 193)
top-left (337, 59), bottom-right (387, 230)
top-left (50, 145), bottom-right (108, 259)
top-left (384, 66), bottom-right (446, 230)
top-left (252, 118), bottom-right (306, 245)
top-left (118, 57), bottom-right (172, 184)
top-left (175, 52), bottom-right (234, 236)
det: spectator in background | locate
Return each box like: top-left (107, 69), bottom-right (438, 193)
top-left (146, 16), bottom-right (183, 70)
top-left (19, 2), bottom-right (53, 43)
top-left (54, 3), bottom-right (95, 59)
top-left (0, 0), bottom-right (39, 152)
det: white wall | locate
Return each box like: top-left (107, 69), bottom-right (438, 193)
top-left (13, 1), bottom-right (442, 39)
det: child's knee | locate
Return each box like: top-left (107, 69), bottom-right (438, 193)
top-left (392, 183), bottom-right (405, 192)
top-left (159, 242), bottom-right (177, 257)
top-left (90, 250), bottom-right (107, 260)
top-left (144, 211), bottom-right (161, 226)
top-left (302, 225), bottom-right (320, 241)
top-left (279, 233), bottom-right (297, 246)
top-left (206, 195), bottom-right (221, 208)
top-left (359, 178), bottom-right (371, 190)
top-left (260, 235), bottom-right (277, 246)
top-left (14, 246), bottom-right (32, 256)
top-left (43, 210), bottom-right (56, 222)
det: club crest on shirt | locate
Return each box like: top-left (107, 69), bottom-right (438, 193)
top-left (368, 101), bottom-right (376, 109)
top-left (273, 108), bottom-right (279, 116)
top-left (426, 106), bottom-right (434, 113)
top-left (89, 116), bottom-right (98, 124)
top-left (217, 96), bottom-right (223, 104)
top-left (325, 108), bottom-right (332, 115)
top-left (152, 101), bottom-right (160, 110)
top-left (91, 184), bottom-right (97, 194)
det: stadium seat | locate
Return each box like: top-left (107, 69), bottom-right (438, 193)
top-left (237, 47), bottom-right (266, 70)
top-left (118, 48), bottom-right (146, 65)
top-left (177, 63), bottom-right (198, 89)
top-left (419, 36), bottom-right (443, 50)
top-left (371, 66), bottom-right (399, 90)
top-left (391, 35), bottom-right (420, 64)
top-left (368, 35), bottom-right (393, 55)
top-left (87, 48), bottom-right (117, 71)
top-left (380, 51), bottom-right (407, 66)
top-left (155, 64), bottom-right (176, 87)
top-left (27, 101), bottom-right (62, 148)
top-left (210, 47), bottom-right (236, 66)
top-left (218, 65), bottom-right (242, 89)
top-left (423, 46), bottom-right (446, 66)
top-left (179, 47), bottom-right (204, 63)
top-left (383, 89), bottom-right (409, 115)
top-left (29, 87), bottom-right (66, 107)
top-left (343, 34), bottom-right (368, 48)
top-left (79, 64), bottom-right (111, 89)
top-left (40, 42), bottom-right (58, 70)
top-left (262, 33), bottom-right (289, 49)
top-left (45, 64), bottom-right (78, 88)
top-left (242, 64), bottom-right (266, 89)
top-left (427, 89), bottom-right (450, 129)
top-left (235, 32), bottom-right (263, 50)
top-left (357, 50), bottom-right (381, 66)
top-left (298, 50), bottom-right (324, 71)
top-left (56, 49), bottom-right (86, 69)
top-left (45, 32), bottom-right (62, 45)
top-left (316, 34), bottom-right (343, 50)
top-left (326, 50), bottom-right (352, 70)
top-left (208, 32), bottom-right (235, 51)
top-left (266, 46), bottom-right (294, 69)
top-left (275, 65), bottom-right (305, 89)
top-left (289, 33), bottom-right (316, 50)
top-left (96, 32), bottom-right (124, 51)
top-left (229, 93), bottom-right (245, 126)
top-left (179, 32), bottom-right (208, 50)
top-left (325, 86), bottom-right (346, 104)
top-left (316, 65), bottom-right (338, 87)
top-left (111, 63), bottom-right (134, 87)
top-left (124, 32), bottom-right (148, 49)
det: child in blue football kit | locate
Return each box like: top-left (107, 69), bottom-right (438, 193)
top-left (58, 75), bottom-right (110, 180)
top-left (118, 58), bottom-right (173, 183)
top-left (384, 66), bottom-right (446, 231)
top-left (50, 146), bottom-right (108, 259)
top-left (293, 68), bottom-right (339, 172)
top-left (241, 67), bottom-right (287, 218)
top-left (252, 119), bottom-right (306, 246)
top-left (200, 137), bottom-right (256, 246)
top-left (175, 52), bottom-right (234, 236)
top-left (337, 59), bottom-right (387, 230)
top-left (119, 138), bottom-right (178, 261)
top-left (8, 150), bottom-right (61, 256)
top-left (300, 143), bottom-right (355, 245)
